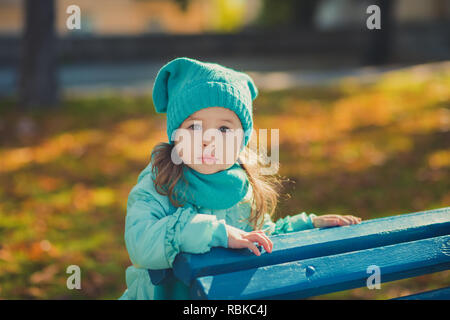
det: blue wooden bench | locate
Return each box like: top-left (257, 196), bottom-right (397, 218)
top-left (148, 207), bottom-right (450, 299)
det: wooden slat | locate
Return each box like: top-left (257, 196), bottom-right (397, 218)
top-left (172, 207), bottom-right (450, 285)
top-left (393, 286), bottom-right (450, 300)
top-left (190, 235), bottom-right (450, 299)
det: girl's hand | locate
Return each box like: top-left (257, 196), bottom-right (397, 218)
top-left (226, 224), bottom-right (273, 256)
top-left (312, 214), bottom-right (362, 228)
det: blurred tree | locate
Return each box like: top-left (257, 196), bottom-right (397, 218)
top-left (434, 0), bottom-right (450, 20)
top-left (256, 0), bottom-right (320, 29)
top-left (174, 0), bottom-right (189, 12)
top-left (173, 0), bottom-right (246, 32)
top-left (19, 0), bottom-right (59, 109)
top-left (291, 0), bottom-right (320, 29)
top-left (210, 0), bottom-right (246, 32)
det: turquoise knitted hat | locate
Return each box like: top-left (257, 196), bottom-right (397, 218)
top-left (152, 57), bottom-right (258, 149)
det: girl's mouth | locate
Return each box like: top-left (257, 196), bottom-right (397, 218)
top-left (197, 156), bottom-right (217, 164)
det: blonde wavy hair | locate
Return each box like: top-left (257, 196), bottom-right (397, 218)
top-left (149, 141), bottom-right (290, 231)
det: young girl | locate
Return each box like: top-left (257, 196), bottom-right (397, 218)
top-left (118, 57), bottom-right (361, 300)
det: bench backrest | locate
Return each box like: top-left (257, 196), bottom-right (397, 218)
top-left (149, 207), bottom-right (450, 299)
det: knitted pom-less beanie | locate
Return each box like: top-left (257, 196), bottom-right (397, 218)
top-left (152, 57), bottom-right (258, 149)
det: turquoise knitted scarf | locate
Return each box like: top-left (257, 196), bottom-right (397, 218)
top-left (174, 162), bottom-right (249, 210)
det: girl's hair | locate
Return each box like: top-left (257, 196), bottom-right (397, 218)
top-left (150, 140), bottom-right (290, 231)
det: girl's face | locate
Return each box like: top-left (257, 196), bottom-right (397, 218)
top-left (174, 106), bottom-right (244, 174)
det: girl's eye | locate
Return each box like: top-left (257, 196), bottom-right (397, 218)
top-left (219, 126), bottom-right (231, 133)
top-left (188, 124), bottom-right (202, 130)
top-left (188, 124), bottom-right (231, 133)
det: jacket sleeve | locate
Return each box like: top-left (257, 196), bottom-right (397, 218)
top-left (259, 212), bottom-right (317, 235)
top-left (124, 172), bottom-right (229, 270)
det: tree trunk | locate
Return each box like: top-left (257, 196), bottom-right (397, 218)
top-left (292, 0), bottom-right (320, 29)
top-left (19, 0), bottom-right (59, 109)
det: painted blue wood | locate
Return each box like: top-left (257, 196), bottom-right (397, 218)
top-left (147, 269), bottom-right (174, 285)
top-left (190, 235), bottom-right (450, 299)
top-left (172, 207), bottom-right (450, 286)
top-left (393, 286), bottom-right (450, 300)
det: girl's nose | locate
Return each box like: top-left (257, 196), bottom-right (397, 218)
top-left (203, 137), bottom-right (214, 147)
top-left (202, 139), bottom-right (215, 154)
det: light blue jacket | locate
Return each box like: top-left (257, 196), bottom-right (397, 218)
top-left (118, 161), bottom-right (317, 300)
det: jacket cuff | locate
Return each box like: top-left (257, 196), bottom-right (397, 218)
top-left (291, 212), bottom-right (317, 230)
top-left (306, 213), bottom-right (317, 229)
top-left (209, 219), bottom-right (228, 248)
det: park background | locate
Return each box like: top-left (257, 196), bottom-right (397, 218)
top-left (0, 0), bottom-right (449, 299)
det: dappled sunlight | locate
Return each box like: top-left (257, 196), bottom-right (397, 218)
top-left (0, 118), bottom-right (165, 175)
top-left (373, 62), bottom-right (450, 95)
top-left (427, 149), bottom-right (450, 169)
top-left (331, 139), bottom-right (390, 172)
top-left (397, 107), bottom-right (449, 135)
top-left (256, 63), bottom-right (450, 177)
top-left (331, 92), bottom-right (401, 131)
top-left (102, 118), bottom-right (166, 162)
top-left (105, 134), bottom-right (158, 162)
top-left (0, 129), bottom-right (104, 173)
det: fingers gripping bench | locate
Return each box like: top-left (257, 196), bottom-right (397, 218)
top-left (148, 207), bottom-right (450, 299)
